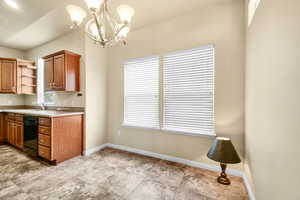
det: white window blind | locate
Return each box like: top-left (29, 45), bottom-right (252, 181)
top-left (163, 45), bottom-right (215, 136)
top-left (124, 56), bottom-right (160, 128)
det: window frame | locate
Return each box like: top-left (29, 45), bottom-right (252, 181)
top-left (123, 56), bottom-right (160, 129)
top-left (122, 45), bottom-right (216, 138)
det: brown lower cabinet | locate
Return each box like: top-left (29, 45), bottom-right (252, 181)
top-left (0, 113), bottom-right (6, 144)
top-left (7, 114), bottom-right (23, 149)
top-left (38, 115), bottom-right (83, 164)
top-left (1, 113), bottom-right (83, 164)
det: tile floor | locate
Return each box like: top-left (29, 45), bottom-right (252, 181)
top-left (0, 145), bottom-right (248, 200)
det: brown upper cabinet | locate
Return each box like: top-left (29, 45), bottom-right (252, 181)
top-left (0, 58), bottom-right (36, 94)
top-left (0, 60), bottom-right (16, 93)
top-left (43, 50), bottom-right (81, 92)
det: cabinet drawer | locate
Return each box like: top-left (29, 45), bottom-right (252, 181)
top-left (38, 134), bottom-right (50, 147)
top-left (7, 113), bottom-right (15, 120)
top-left (39, 117), bottom-right (51, 127)
top-left (38, 145), bottom-right (51, 160)
top-left (38, 126), bottom-right (51, 135)
top-left (15, 115), bottom-right (23, 122)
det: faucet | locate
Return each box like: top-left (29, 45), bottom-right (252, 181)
top-left (39, 103), bottom-right (46, 110)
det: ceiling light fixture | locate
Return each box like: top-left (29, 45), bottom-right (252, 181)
top-left (67, 0), bottom-right (135, 48)
top-left (4, 0), bottom-right (19, 9)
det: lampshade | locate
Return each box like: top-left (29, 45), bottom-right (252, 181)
top-left (66, 5), bottom-right (87, 25)
top-left (84, 0), bottom-right (104, 10)
top-left (207, 137), bottom-right (241, 164)
top-left (117, 5), bottom-right (135, 22)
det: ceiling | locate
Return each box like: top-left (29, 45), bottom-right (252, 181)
top-left (0, 0), bottom-right (223, 50)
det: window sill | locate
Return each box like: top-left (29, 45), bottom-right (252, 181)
top-left (122, 124), bottom-right (216, 138)
top-left (161, 128), bottom-right (216, 138)
top-left (122, 124), bottom-right (160, 131)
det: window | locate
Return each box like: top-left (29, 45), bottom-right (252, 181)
top-left (248, 0), bottom-right (261, 26)
top-left (163, 46), bottom-right (215, 136)
top-left (124, 56), bottom-right (160, 128)
top-left (37, 58), bottom-right (44, 104)
top-left (123, 45), bottom-right (215, 136)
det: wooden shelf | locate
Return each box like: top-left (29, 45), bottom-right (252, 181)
top-left (19, 65), bottom-right (37, 69)
top-left (0, 57), bottom-right (36, 94)
top-left (21, 83), bottom-right (37, 87)
top-left (22, 75), bottom-right (37, 79)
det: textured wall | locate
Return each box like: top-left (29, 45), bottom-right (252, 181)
top-left (245, 0), bottom-right (300, 199)
top-left (107, 0), bottom-right (245, 170)
top-left (84, 35), bottom-right (108, 150)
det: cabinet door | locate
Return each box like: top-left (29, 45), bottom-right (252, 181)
top-left (0, 114), bottom-right (4, 143)
top-left (44, 57), bottom-right (54, 91)
top-left (53, 55), bottom-right (65, 90)
top-left (7, 121), bottom-right (15, 146)
top-left (15, 123), bottom-right (23, 149)
top-left (0, 60), bottom-right (16, 93)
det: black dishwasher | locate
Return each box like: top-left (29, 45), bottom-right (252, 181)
top-left (23, 116), bottom-right (38, 156)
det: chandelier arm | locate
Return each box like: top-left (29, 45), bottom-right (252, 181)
top-left (93, 13), bottom-right (105, 43)
top-left (105, 12), bottom-right (118, 33)
top-left (114, 23), bottom-right (128, 37)
top-left (85, 31), bottom-right (99, 42)
top-left (104, 6), bottom-right (120, 32)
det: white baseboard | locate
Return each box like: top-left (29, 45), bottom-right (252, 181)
top-left (84, 143), bottom-right (255, 200)
top-left (83, 143), bottom-right (108, 156)
top-left (242, 173), bottom-right (256, 200)
top-left (107, 143), bottom-right (243, 176)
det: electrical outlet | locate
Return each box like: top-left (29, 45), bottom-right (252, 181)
top-left (117, 130), bottom-right (121, 136)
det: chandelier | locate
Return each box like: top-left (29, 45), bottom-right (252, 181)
top-left (66, 0), bottom-right (135, 47)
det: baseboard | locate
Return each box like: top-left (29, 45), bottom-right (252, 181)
top-left (106, 143), bottom-right (243, 176)
top-left (83, 143), bottom-right (108, 156)
top-left (84, 143), bottom-right (255, 200)
top-left (242, 173), bottom-right (256, 200)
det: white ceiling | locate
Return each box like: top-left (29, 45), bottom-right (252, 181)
top-left (0, 0), bottom-right (223, 50)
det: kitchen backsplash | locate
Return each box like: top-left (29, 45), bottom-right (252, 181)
top-left (0, 94), bottom-right (25, 106)
top-left (24, 92), bottom-right (84, 107)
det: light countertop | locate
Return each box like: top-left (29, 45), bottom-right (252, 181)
top-left (0, 109), bottom-right (84, 117)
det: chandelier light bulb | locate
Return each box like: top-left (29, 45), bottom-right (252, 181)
top-left (4, 0), bottom-right (19, 9)
top-left (117, 5), bottom-right (135, 23)
top-left (118, 26), bottom-right (130, 38)
top-left (66, 5), bottom-right (87, 26)
top-left (84, 0), bottom-right (104, 11)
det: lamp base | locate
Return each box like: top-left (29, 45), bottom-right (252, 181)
top-left (217, 163), bottom-right (231, 185)
top-left (217, 175), bottom-right (231, 185)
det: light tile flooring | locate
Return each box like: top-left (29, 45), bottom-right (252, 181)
top-left (0, 145), bottom-right (248, 200)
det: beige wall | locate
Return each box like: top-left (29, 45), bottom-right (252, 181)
top-left (24, 30), bottom-right (85, 107)
top-left (245, 0), bottom-right (300, 199)
top-left (107, 0), bottom-right (245, 170)
top-left (84, 36), bottom-right (108, 150)
top-left (0, 46), bottom-right (25, 105)
top-left (23, 30), bottom-right (108, 151)
top-left (0, 46), bottom-right (24, 58)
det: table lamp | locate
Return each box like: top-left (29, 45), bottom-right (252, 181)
top-left (207, 137), bottom-right (241, 185)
